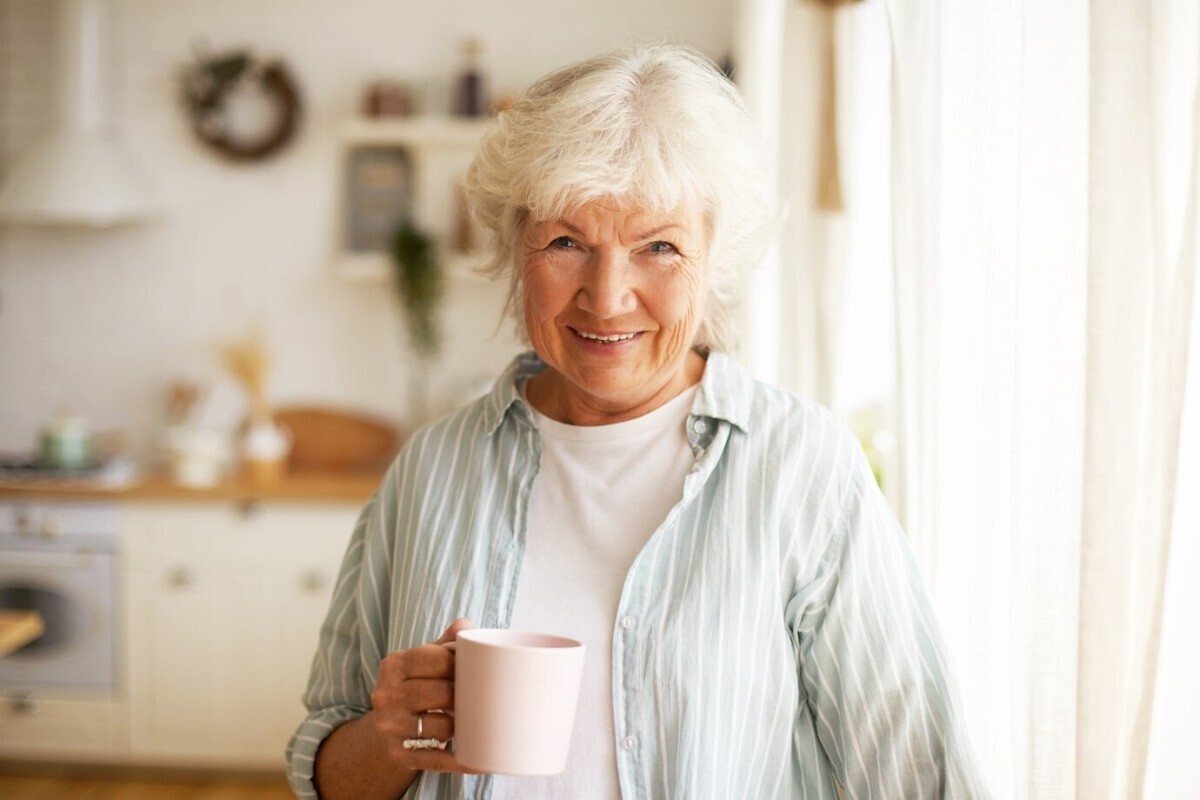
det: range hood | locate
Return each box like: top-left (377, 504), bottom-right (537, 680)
top-left (0, 0), bottom-right (157, 228)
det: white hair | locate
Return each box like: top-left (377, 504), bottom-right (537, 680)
top-left (462, 42), bottom-right (774, 352)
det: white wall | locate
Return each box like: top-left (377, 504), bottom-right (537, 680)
top-left (0, 0), bottom-right (734, 456)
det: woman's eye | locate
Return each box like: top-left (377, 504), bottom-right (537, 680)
top-left (648, 241), bottom-right (678, 254)
top-left (549, 236), bottom-right (576, 249)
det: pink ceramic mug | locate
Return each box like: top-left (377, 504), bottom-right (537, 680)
top-left (452, 629), bottom-right (586, 775)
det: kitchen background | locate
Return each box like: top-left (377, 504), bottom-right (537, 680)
top-left (0, 0), bottom-right (748, 790)
top-left (1, 1), bottom-right (1197, 797)
top-left (0, 0), bottom-right (735, 461)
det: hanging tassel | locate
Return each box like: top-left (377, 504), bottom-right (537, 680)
top-left (815, 6), bottom-right (844, 211)
top-left (809, 0), bottom-right (864, 213)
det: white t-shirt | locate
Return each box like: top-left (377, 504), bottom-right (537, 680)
top-left (490, 384), bottom-right (698, 800)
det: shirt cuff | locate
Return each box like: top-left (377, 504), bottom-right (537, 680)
top-left (286, 705), bottom-right (367, 799)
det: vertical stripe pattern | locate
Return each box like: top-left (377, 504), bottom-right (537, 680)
top-left (286, 351), bottom-right (990, 799)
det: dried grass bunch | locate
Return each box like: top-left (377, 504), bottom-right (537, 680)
top-left (219, 334), bottom-right (272, 424)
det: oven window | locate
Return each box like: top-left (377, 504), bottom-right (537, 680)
top-left (0, 584), bottom-right (79, 657)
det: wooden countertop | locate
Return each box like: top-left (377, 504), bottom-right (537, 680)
top-left (0, 468), bottom-right (384, 504)
top-left (0, 610), bottom-right (44, 657)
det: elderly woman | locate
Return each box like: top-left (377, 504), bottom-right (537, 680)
top-left (287, 44), bottom-right (989, 800)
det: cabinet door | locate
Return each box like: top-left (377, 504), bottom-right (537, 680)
top-left (262, 555), bottom-right (343, 756)
top-left (127, 555), bottom-right (277, 765)
top-left (0, 694), bottom-right (127, 763)
top-left (124, 503), bottom-right (357, 769)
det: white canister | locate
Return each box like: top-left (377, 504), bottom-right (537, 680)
top-left (242, 420), bottom-right (291, 483)
top-left (164, 426), bottom-right (229, 488)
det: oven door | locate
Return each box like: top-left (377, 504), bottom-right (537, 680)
top-left (0, 549), bottom-right (117, 691)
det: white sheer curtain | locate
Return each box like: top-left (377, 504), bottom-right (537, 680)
top-left (1145, 264), bottom-right (1200, 798)
top-left (773, 0), bottom-right (847, 408)
top-left (737, 0), bottom-right (1199, 794)
top-left (767, 1), bottom-right (894, 418)
top-left (884, 2), bottom-right (1200, 799)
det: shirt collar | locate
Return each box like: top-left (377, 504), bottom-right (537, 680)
top-left (691, 351), bottom-right (753, 434)
top-left (480, 349), bottom-right (754, 435)
top-left (480, 351), bottom-right (545, 435)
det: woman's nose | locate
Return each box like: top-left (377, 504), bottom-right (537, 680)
top-left (577, 251), bottom-right (637, 318)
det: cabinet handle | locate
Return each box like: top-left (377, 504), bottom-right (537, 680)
top-left (300, 572), bottom-right (327, 593)
top-left (10, 694), bottom-right (40, 715)
top-left (167, 567), bottom-right (194, 589)
top-left (237, 500), bottom-right (263, 519)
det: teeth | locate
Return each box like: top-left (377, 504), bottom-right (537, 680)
top-left (578, 330), bottom-right (637, 342)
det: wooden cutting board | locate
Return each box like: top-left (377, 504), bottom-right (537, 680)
top-left (0, 610), bottom-right (44, 657)
top-left (274, 406), bottom-right (400, 472)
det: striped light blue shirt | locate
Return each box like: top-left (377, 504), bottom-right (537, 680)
top-left (286, 351), bottom-right (990, 799)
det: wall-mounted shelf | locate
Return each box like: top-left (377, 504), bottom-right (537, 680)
top-left (332, 115), bottom-right (495, 282)
top-left (335, 250), bottom-right (489, 284)
top-left (339, 116), bottom-right (494, 149)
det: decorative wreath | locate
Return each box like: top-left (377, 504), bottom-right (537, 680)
top-left (180, 49), bottom-right (302, 162)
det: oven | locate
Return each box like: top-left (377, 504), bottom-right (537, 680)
top-left (0, 501), bottom-right (119, 693)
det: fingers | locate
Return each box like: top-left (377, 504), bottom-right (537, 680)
top-left (374, 676), bottom-right (453, 715)
top-left (383, 644), bottom-right (455, 681)
top-left (412, 710), bottom-right (454, 742)
top-left (378, 620), bottom-right (466, 687)
top-left (374, 707), bottom-right (455, 744)
top-left (375, 711), bottom-right (473, 773)
top-left (437, 617), bottom-right (474, 645)
top-left (402, 748), bottom-right (482, 776)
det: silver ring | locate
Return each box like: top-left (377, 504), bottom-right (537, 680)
top-left (402, 713), bottom-right (439, 750)
top-left (402, 737), bottom-right (441, 750)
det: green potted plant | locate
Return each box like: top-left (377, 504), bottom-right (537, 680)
top-left (390, 220), bottom-right (444, 422)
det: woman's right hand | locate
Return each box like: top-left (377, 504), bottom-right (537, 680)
top-left (370, 617), bottom-right (478, 775)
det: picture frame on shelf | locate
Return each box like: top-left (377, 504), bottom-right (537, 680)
top-left (343, 145), bottom-right (412, 254)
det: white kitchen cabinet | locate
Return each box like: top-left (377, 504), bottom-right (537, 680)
top-left (124, 501), bottom-right (357, 769)
top-left (334, 115), bottom-right (494, 281)
top-left (0, 693), bottom-right (127, 763)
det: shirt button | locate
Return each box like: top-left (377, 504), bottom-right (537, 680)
top-left (620, 616), bottom-right (637, 630)
top-left (622, 736), bottom-right (638, 751)
top-left (691, 418), bottom-right (708, 434)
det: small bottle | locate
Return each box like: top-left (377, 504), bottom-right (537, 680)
top-left (456, 39), bottom-right (485, 117)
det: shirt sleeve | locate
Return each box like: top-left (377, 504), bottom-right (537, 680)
top-left (793, 452), bottom-right (992, 800)
top-left (285, 489), bottom-right (389, 800)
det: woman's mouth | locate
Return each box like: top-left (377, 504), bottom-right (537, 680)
top-left (572, 328), bottom-right (640, 344)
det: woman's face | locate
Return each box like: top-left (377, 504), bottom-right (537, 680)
top-left (520, 199), bottom-right (709, 425)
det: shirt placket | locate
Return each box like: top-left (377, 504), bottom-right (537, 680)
top-left (610, 414), bottom-right (726, 799)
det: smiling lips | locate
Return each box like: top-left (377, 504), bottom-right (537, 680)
top-left (573, 328), bottom-right (640, 343)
